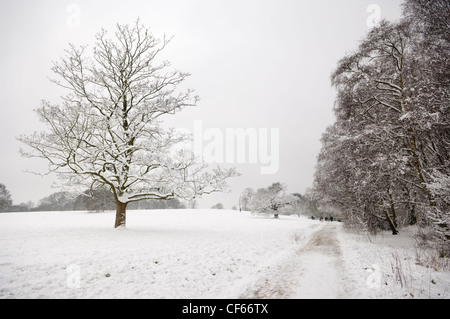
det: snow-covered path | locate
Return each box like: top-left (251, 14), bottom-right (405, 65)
top-left (242, 223), bottom-right (351, 299)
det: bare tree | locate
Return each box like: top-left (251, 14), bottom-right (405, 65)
top-left (250, 183), bottom-right (298, 218)
top-left (211, 203), bottom-right (224, 209)
top-left (239, 187), bottom-right (255, 211)
top-left (18, 20), bottom-right (238, 228)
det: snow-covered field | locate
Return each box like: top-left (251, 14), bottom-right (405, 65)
top-left (0, 209), bottom-right (448, 299)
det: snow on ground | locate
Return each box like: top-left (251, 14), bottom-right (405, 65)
top-left (0, 210), bottom-right (316, 298)
top-left (338, 226), bottom-right (450, 299)
top-left (0, 209), bottom-right (448, 299)
top-left (240, 223), bottom-right (350, 298)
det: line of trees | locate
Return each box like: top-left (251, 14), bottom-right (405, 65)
top-left (0, 183), bottom-right (185, 213)
top-left (309, 0), bottom-right (449, 255)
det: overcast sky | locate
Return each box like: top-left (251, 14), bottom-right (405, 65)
top-left (0, 0), bottom-right (403, 209)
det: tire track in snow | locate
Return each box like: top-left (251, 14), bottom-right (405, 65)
top-left (241, 223), bottom-right (351, 299)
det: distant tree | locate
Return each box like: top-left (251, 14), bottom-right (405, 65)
top-left (37, 191), bottom-right (76, 211)
top-left (211, 203), bottom-right (224, 209)
top-left (250, 183), bottom-right (298, 218)
top-left (18, 20), bottom-right (237, 227)
top-left (128, 197), bottom-right (186, 209)
top-left (187, 200), bottom-right (198, 209)
top-left (239, 188), bottom-right (255, 211)
top-left (291, 193), bottom-right (308, 217)
top-left (10, 201), bottom-right (35, 212)
top-left (73, 187), bottom-right (115, 212)
top-left (0, 184), bottom-right (13, 212)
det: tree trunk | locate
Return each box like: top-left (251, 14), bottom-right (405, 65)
top-left (384, 210), bottom-right (399, 235)
top-left (387, 189), bottom-right (398, 230)
top-left (408, 203), bottom-right (417, 226)
top-left (114, 201), bottom-right (127, 228)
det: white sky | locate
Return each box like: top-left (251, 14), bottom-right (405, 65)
top-left (0, 0), bottom-right (403, 209)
